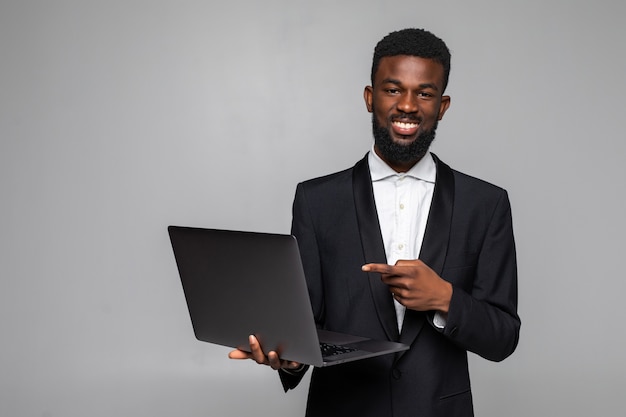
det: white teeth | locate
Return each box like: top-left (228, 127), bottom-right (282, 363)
top-left (394, 121), bottom-right (418, 129)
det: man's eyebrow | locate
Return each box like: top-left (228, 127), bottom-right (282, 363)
top-left (380, 78), bottom-right (440, 91)
top-left (380, 78), bottom-right (402, 86)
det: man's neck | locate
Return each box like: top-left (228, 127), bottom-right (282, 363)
top-left (373, 145), bottom-right (423, 173)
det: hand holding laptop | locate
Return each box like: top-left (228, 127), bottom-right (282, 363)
top-left (228, 334), bottom-right (303, 371)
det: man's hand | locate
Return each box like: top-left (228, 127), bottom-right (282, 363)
top-left (228, 335), bottom-right (302, 371)
top-left (362, 259), bottom-right (452, 314)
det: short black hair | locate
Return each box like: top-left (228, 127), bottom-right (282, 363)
top-left (371, 28), bottom-right (451, 92)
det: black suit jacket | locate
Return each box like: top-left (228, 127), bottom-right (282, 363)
top-left (281, 154), bottom-right (520, 417)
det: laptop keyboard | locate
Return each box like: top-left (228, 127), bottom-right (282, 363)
top-left (320, 342), bottom-right (358, 357)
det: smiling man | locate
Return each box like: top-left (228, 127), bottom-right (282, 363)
top-left (230, 28), bottom-right (520, 417)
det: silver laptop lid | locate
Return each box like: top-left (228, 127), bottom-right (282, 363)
top-left (168, 226), bottom-right (324, 366)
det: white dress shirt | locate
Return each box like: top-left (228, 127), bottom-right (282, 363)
top-left (368, 147), bottom-right (445, 332)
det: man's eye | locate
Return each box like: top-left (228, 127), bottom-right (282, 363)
top-left (418, 92), bottom-right (433, 98)
top-left (385, 88), bottom-right (400, 94)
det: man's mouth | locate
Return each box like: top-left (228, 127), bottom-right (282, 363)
top-left (391, 120), bottom-right (419, 136)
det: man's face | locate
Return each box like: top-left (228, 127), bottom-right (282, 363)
top-left (364, 55), bottom-right (451, 171)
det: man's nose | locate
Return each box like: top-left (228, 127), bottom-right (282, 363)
top-left (396, 93), bottom-right (418, 113)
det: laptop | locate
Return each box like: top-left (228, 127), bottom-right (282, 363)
top-left (168, 226), bottom-right (409, 367)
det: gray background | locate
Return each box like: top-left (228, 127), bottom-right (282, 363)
top-left (1, 1), bottom-right (624, 416)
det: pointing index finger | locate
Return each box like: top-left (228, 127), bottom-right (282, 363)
top-left (362, 263), bottom-right (392, 273)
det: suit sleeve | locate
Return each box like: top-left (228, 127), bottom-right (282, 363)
top-left (442, 190), bottom-right (521, 362)
top-left (278, 365), bottom-right (310, 392)
top-left (278, 182), bottom-right (323, 391)
top-left (291, 182), bottom-right (325, 325)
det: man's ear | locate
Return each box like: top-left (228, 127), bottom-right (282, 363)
top-left (438, 95), bottom-right (451, 120)
top-left (364, 86), bottom-right (374, 113)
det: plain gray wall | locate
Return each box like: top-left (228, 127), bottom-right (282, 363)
top-left (2, 1), bottom-right (625, 416)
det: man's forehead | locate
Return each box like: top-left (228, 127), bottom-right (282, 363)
top-left (375, 55), bottom-right (445, 85)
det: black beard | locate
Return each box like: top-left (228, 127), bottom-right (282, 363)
top-left (372, 115), bottom-right (438, 165)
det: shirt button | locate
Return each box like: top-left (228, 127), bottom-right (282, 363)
top-left (398, 244), bottom-right (404, 250)
top-left (399, 203), bottom-right (405, 210)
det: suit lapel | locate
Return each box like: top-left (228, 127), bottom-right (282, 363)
top-left (351, 153), bottom-right (456, 348)
top-left (418, 153), bottom-right (455, 276)
top-left (352, 155), bottom-right (399, 342)
top-left (398, 153), bottom-right (455, 348)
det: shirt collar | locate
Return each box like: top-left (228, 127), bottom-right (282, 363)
top-left (368, 144), bottom-right (437, 183)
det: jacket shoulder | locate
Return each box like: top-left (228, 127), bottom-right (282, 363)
top-left (433, 154), bottom-right (506, 195)
top-left (296, 158), bottom-right (362, 195)
top-left (452, 168), bottom-right (507, 195)
top-left (300, 166), bottom-right (352, 186)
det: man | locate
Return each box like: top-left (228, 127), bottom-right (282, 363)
top-left (230, 28), bottom-right (520, 417)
